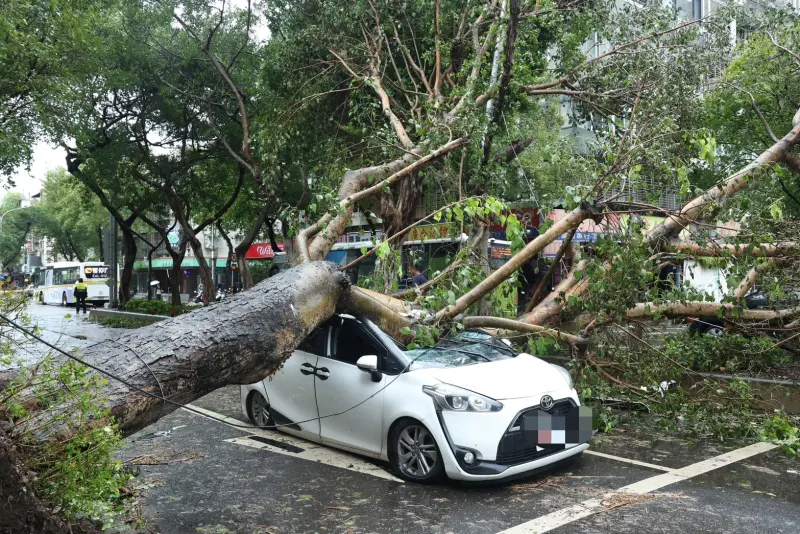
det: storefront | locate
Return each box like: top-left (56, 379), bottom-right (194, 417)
top-left (132, 258), bottom-right (230, 300)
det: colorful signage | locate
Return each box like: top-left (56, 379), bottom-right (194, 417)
top-left (245, 242), bottom-right (285, 260)
top-left (406, 223), bottom-right (456, 242)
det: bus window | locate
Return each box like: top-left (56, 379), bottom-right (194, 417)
top-left (54, 267), bottom-right (79, 285)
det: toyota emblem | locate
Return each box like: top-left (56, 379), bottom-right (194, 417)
top-left (540, 395), bottom-right (554, 411)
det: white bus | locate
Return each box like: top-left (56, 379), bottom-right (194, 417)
top-left (34, 262), bottom-right (112, 307)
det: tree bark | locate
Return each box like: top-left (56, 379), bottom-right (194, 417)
top-left (461, 316), bottom-right (588, 349)
top-left (187, 234), bottom-right (216, 305)
top-left (97, 225), bottom-right (104, 263)
top-left (526, 229), bottom-right (576, 313)
top-left (476, 226), bottom-right (492, 316)
top-left (664, 240), bottom-right (799, 258)
top-left (733, 261), bottom-right (778, 301)
top-left (436, 207), bottom-right (592, 321)
top-left (645, 118), bottom-right (800, 247)
top-left (0, 429), bottom-right (68, 534)
top-left (2, 221), bottom-right (31, 267)
top-left (625, 301), bottom-right (799, 323)
top-left (217, 222), bottom-right (234, 290)
top-left (25, 262), bottom-right (351, 438)
top-left (168, 248), bottom-right (186, 311)
top-left (235, 204), bottom-right (271, 290)
top-left (119, 216), bottom-right (138, 305)
top-left (521, 259), bottom-right (589, 326)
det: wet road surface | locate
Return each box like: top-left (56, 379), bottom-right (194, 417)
top-left (118, 387), bottom-right (799, 534)
top-left (9, 305), bottom-right (797, 533)
top-left (5, 300), bottom-right (125, 367)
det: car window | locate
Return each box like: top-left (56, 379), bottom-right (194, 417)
top-left (332, 320), bottom-right (385, 365)
top-left (297, 327), bottom-right (328, 356)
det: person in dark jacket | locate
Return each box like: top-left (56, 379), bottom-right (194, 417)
top-left (73, 278), bottom-right (88, 314)
top-left (410, 263), bottom-right (427, 286)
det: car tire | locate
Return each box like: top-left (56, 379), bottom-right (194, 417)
top-left (705, 325), bottom-right (725, 336)
top-left (61, 292), bottom-right (68, 307)
top-left (246, 390), bottom-right (274, 428)
top-left (389, 419), bottom-right (444, 483)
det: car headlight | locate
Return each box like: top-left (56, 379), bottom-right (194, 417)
top-left (422, 384), bottom-right (503, 412)
top-left (550, 364), bottom-right (573, 389)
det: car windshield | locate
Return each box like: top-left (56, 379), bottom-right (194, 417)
top-left (404, 331), bottom-right (516, 370)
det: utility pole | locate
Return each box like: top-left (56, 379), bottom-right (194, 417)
top-left (210, 223), bottom-right (216, 288)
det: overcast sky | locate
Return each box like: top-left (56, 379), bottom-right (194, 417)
top-left (7, 0), bottom-right (268, 198)
top-left (9, 141), bottom-right (64, 197)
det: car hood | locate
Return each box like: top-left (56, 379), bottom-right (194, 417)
top-left (424, 354), bottom-right (568, 400)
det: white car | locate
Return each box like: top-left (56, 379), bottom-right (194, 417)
top-left (240, 314), bottom-right (592, 482)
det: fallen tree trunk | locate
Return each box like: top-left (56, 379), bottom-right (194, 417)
top-left (461, 316), bottom-right (588, 349)
top-left (0, 429), bottom-right (69, 534)
top-left (436, 207), bottom-right (592, 321)
top-left (664, 240), bottom-right (800, 258)
top-left (520, 259), bottom-right (589, 326)
top-left (625, 301), bottom-right (800, 323)
top-left (22, 262), bottom-right (351, 438)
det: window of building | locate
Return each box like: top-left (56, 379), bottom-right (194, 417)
top-left (674, 0), bottom-right (701, 19)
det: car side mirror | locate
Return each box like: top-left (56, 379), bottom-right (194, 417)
top-left (356, 355), bottom-right (382, 382)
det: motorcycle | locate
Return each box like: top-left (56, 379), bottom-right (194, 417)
top-left (192, 283), bottom-right (205, 304)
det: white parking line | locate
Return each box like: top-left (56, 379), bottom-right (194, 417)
top-left (583, 450), bottom-right (675, 472)
top-left (184, 405), bottom-right (402, 482)
top-left (498, 441), bottom-right (777, 534)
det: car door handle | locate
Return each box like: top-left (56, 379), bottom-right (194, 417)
top-left (315, 367), bottom-right (330, 380)
top-left (300, 363), bottom-right (315, 376)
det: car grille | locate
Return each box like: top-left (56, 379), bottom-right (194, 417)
top-left (496, 399), bottom-right (575, 466)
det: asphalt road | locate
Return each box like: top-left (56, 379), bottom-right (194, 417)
top-left (117, 386), bottom-right (799, 534)
top-left (10, 304), bottom-right (800, 533)
top-left (3, 300), bottom-right (125, 367)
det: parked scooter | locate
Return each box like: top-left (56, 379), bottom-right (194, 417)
top-left (193, 282), bottom-right (205, 304)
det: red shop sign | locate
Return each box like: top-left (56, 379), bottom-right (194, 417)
top-left (245, 242), bottom-right (285, 260)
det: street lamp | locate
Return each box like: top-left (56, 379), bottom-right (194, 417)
top-left (0, 202), bottom-right (31, 230)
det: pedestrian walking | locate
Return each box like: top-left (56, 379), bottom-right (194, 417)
top-left (73, 277), bottom-right (89, 314)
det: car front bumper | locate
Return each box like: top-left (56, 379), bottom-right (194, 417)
top-left (422, 392), bottom-right (591, 481)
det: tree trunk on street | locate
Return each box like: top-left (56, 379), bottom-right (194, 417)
top-left (168, 247), bottom-right (186, 312)
top-left (119, 220), bottom-right (137, 305)
top-left (26, 262), bottom-right (352, 437)
top-left (0, 429), bottom-right (68, 534)
top-left (235, 205), bottom-right (272, 290)
top-left (187, 234), bottom-right (216, 304)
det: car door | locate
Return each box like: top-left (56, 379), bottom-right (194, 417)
top-left (263, 326), bottom-right (329, 439)
top-left (315, 318), bottom-right (387, 455)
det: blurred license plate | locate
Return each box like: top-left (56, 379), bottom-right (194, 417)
top-left (521, 406), bottom-right (592, 446)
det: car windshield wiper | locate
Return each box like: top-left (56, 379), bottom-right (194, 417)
top-left (437, 344), bottom-right (492, 362)
top-left (445, 336), bottom-right (515, 357)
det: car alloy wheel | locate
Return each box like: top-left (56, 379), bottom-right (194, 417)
top-left (391, 420), bottom-right (443, 482)
top-left (705, 325), bottom-right (725, 336)
top-left (248, 391), bottom-right (273, 428)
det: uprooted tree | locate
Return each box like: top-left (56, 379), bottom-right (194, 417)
top-left (4, 0), bottom-right (800, 531)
